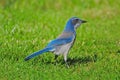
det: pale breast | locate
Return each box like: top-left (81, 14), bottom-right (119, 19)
top-left (53, 39), bottom-right (74, 55)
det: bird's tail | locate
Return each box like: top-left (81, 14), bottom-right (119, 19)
top-left (24, 47), bottom-right (53, 61)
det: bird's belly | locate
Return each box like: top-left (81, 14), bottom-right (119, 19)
top-left (53, 42), bottom-right (73, 55)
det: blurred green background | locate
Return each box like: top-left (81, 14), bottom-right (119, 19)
top-left (0, 0), bottom-right (120, 80)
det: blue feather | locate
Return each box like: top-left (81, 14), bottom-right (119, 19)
top-left (24, 47), bottom-right (53, 61)
top-left (46, 36), bottom-right (73, 48)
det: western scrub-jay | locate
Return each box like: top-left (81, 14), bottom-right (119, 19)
top-left (25, 17), bottom-right (86, 67)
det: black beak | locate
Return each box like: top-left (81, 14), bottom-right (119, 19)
top-left (81, 20), bottom-right (87, 23)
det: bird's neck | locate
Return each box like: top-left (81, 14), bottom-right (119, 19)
top-left (64, 21), bottom-right (76, 35)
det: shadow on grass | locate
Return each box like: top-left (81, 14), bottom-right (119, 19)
top-left (44, 54), bottom-right (97, 66)
top-left (67, 54), bottom-right (97, 65)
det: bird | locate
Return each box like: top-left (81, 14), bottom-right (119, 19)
top-left (24, 17), bottom-right (87, 67)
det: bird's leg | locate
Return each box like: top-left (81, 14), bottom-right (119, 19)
top-left (65, 61), bottom-right (69, 68)
top-left (54, 55), bottom-right (58, 65)
top-left (64, 54), bottom-right (69, 68)
top-left (54, 55), bottom-right (58, 60)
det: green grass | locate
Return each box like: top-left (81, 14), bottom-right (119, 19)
top-left (0, 0), bottom-right (120, 80)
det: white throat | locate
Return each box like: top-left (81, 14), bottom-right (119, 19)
top-left (74, 23), bottom-right (80, 30)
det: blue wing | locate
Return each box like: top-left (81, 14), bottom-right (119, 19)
top-left (46, 36), bottom-right (73, 48)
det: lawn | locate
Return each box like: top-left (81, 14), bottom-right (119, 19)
top-left (0, 0), bottom-right (120, 80)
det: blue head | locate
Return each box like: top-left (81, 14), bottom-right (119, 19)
top-left (64, 17), bottom-right (87, 33)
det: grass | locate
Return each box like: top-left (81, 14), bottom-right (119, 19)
top-left (0, 0), bottom-right (120, 80)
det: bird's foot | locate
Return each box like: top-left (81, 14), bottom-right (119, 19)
top-left (65, 62), bottom-right (70, 68)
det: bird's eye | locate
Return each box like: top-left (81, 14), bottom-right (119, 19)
top-left (75, 19), bottom-right (79, 21)
top-left (72, 18), bottom-right (79, 25)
